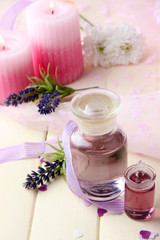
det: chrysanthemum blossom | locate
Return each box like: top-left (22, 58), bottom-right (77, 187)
top-left (82, 24), bottom-right (145, 67)
top-left (82, 25), bottom-right (114, 67)
top-left (107, 24), bottom-right (145, 65)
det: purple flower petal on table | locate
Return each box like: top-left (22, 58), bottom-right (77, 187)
top-left (109, 80), bottom-right (118, 86)
top-left (38, 184), bottom-right (47, 191)
top-left (150, 231), bottom-right (159, 239)
top-left (97, 208), bottom-right (107, 217)
top-left (131, 109), bottom-right (143, 119)
top-left (138, 123), bottom-right (148, 132)
top-left (73, 230), bottom-right (84, 238)
top-left (94, 74), bottom-right (102, 80)
top-left (150, 73), bottom-right (158, 79)
top-left (105, 18), bottom-right (111, 24)
top-left (100, 5), bottom-right (108, 15)
top-left (136, 27), bottom-right (141, 34)
top-left (128, 14), bottom-right (136, 20)
top-left (77, 3), bottom-right (88, 10)
top-left (144, 72), bottom-right (150, 78)
top-left (40, 158), bottom-right (45, 163)
top-left (139, 230), bottom-right (151, 239)
top-left (129, 88), bottom-right (142, 95)
top-left (143, 54), bottom-right (156, 64)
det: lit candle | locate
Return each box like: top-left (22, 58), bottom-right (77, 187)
top-left (50, 1), bottom-right (54, 14)
top-left (0, 30), bottom-right (34, 104)
top-left (25, 0), bottom-right (84, 85)
top-left (0, 35), bottom-right (5, 51)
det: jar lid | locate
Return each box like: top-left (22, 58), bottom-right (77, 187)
top-left (124, 161), bottom-right (156, 191)
top-left (70, 88), bottom-right (120, 135)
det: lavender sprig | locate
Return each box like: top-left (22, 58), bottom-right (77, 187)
top-left (37, 91), bottom-right (60, 115)
top-left (4, 63), bottom-right (98, 115)
top-left (23, 139), bottom-right (66, 190)
top-left (4, 88), bottom-right (39, 106)
top-left (23, 160), bottom-right (63, 189)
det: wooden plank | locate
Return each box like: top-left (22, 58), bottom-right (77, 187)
top-left (29, 130), bottom-right (99, 240)
top-left (0, 112), bottom-right (46, 240)
top-left (30, 176), bottom-right (99, 240)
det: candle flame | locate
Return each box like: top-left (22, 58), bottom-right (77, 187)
top-left (50, 1), bottom-right (54, 9)
top-left (0, 35), bottom-right (5, 48)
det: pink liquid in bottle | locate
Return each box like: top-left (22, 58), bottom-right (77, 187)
top-left (124, 161), bottom-right (156, 220)
top-left (71, 127), bottom-right (127, 201)
top-left (70, 89), bottom-right (128, 202)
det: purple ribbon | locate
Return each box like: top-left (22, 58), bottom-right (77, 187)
top-left (0, 138), bottom-right (59, 163)
top-left (0, 120), bottom-right (124, 212)
top-left (0, 0), bottom-right (32, 30)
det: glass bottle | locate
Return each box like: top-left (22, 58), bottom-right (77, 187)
top-left (70, 88), bottom-right (127, 202)
top-left (124, 161), bottom-right (156, 220)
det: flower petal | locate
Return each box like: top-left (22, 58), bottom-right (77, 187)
top-left (97, 208), bottom-right (107, 217)
top-left (149, 231), bottom-right (159, 239)
top-left (140, 230), bottom-right (151, 239)
top-left (73, 230), bottom-right (84, 238)
top-left (38, 184), bottom-right (47, 191)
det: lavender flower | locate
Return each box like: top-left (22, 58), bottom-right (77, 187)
top-left (37, 90), bottom-right (60, 115)
top-left (4, 64), bottom-right (98, 115)
top-left (4, 88), bottom-right (39, 106)
top-left (23, 140), bottom-right (66, 190)
top-left (23, 160), bottom-right (63, 190)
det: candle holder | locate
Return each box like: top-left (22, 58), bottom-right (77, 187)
top-left (124, 161), bottom-right (156, 220)
top-left (70, 89), bottom-right (127, 201)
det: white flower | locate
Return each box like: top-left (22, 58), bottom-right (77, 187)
top-left (82, 23), bottom-right (145, 67)
top-left (106, 24), bottom-right (145, 65)
top-left (82, 24), bottom-right (114, 67)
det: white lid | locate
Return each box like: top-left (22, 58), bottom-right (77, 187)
top-left (70, 88), bottom-right (120, 135)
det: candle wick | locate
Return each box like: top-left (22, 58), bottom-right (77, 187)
top-left (2, 45), bottom-right (5, 51)
top-left (51, 10), bottom-right (54, 14)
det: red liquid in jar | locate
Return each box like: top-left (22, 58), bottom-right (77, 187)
top-left (125, 171), bottom-right (155, 220)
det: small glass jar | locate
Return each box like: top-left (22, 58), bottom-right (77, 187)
top-left (70, 88), bottom-right (127, 201)
top-left (124, 161), bottom-right (156, 220)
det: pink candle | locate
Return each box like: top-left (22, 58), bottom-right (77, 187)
top-left (0, 30), bottom-right (34, 104)
top-left (25, 0), bottom-right (84, 85)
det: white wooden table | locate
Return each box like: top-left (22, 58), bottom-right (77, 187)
top-left (0, 1), bottom-right (160, 240)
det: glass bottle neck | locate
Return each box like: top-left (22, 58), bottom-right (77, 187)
top-left (77, 124), bottom-right (118, 141)
top-left (76, 116), bottom-right (117, 136)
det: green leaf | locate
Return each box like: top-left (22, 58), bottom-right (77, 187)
top-left (47, 62), bottom-right (51, 75)
top-left (27, 76), bottom-right (36, 84)
top-left (43, 156), bottom-right (62, 162)
top-left (26, 84), bottom-right (39, 89)
top-left (29, 76), bottom-right (45, 85)
top-left (57, 138), bottom-right (63, 150)
top-left (47, 76), bottom-right (57, 87)
top-left (44, 143), bottom-right (63, 153)
top-left (45, 76), bottom-right (54, 91)
top-left (37, 85), bottom-right (50, 90)
top-left (62, 161), bottom-right (66, 175)
top-left (39, 65), bottom-right (47, 80)
top-left (40, 152), bottom-right (64, 158)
